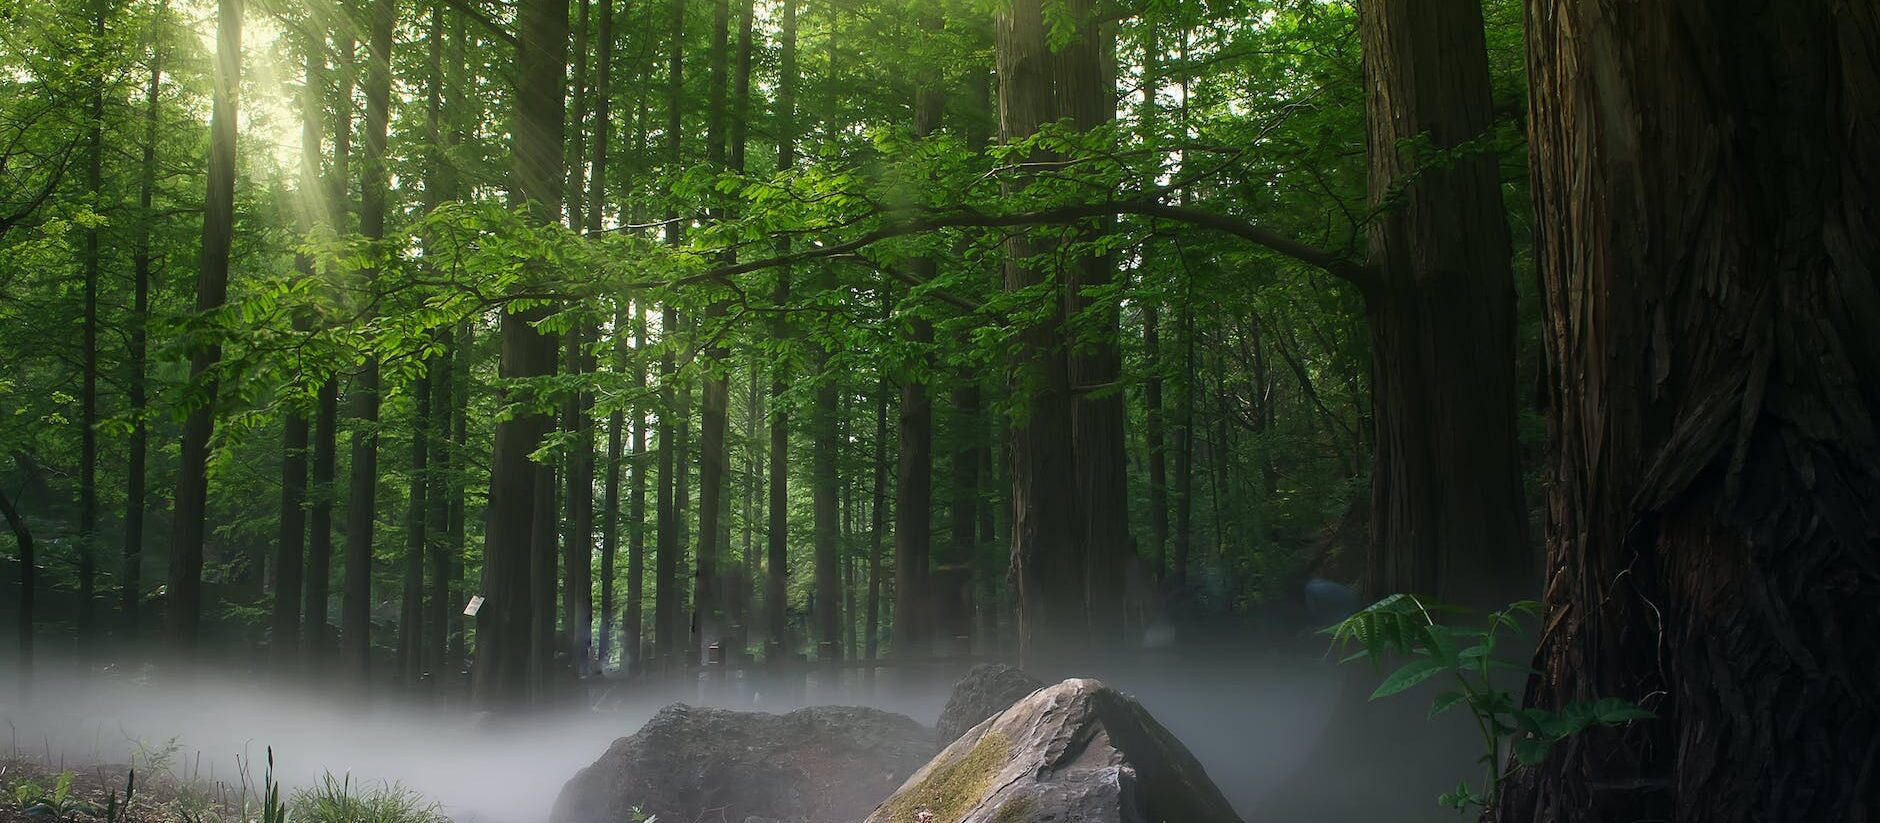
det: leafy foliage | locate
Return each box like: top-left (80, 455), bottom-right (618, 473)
top-left (1327, 595), bottom-right (1654, 814)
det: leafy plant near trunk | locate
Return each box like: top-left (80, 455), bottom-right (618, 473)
top-left (1326, 594), bottom-right (1654, 815)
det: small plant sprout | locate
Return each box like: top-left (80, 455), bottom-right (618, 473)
top-left (1325, 594), bottom-right (1655, 815)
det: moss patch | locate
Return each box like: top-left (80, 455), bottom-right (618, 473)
top-left (875, 731), bottom-right (1014, 823)
top-left (992, 795), bottom-right (1033, 823)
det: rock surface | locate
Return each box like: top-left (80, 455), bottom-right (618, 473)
top-left (933, 664), bottom-right (1046, 745)
top-left (551, 703), bottom-right (936, 823)
top-left (866, 678), bottom-right (1245, 823)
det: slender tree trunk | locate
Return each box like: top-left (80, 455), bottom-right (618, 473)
top-left (1172, 290), bottom-right (1194, 588)
top-left (728, 0), bottom-right (755, 646)
top-left (764, 0), bottom-right (797, 655)
top-left (592, 0), bottom-right (619, 671)
top-left (124, 10), bottom-right (164, 623)
top-left (275, 21), bottom-right (323, 663)
top-left (427, 336), bottom-right (451, 675)
top-left (693, 0), bottom-right (732, 663)
top-left (166, 0), bottom-right (240, 650)
top-left (306, 32), bottom-right (351, 663)
top-left (1497, 3), bottom-right (1879, 821)
top-left (628, 303), bottom-right (648, 672)
top-left (650, 0), bottom-right (685, 672)
top-left (400, 372), bottom-right (429, 684)
top-left (473, 0), bottom-right (568, 708)
top-left (1138, 17), bottom-right (1168, 582)
top-left (1356, 0), bottom-right (1527, 603)
top-left (893, 54), bottom-right (941, 655)
top-left (445, 321), bottom-right (469, 672)
top-left (868, 349), bottom-right (889, 661)
top-left (76, 0), bottom-right (106, 642)
top-left (342, 0), bottom-right (396, 681)
top-left (2, 476), bottom-right (31, 690)
top-left (563, 327), bottom-right (595, 672)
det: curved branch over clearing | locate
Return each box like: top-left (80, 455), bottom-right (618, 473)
top-left (661, 200), bottom-right (1370, 290)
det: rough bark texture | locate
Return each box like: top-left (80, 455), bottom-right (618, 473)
top-left (1358, 0), bottom-right (1529, 603)
top-left (997, 0), bottom-right (1085, 669)
top-left (765, 0), bottom-right (798, 655)
top-left (472, 0), bottom-right (566, 707)
top-left (1497, 2), bottom-right (1880, 821)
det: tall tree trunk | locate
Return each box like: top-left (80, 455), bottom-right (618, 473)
top-left (1138, 16), bottom-right (1168, 582)
top-left (728, 0), bottom-right (755, 645)
top-left (77, 0), bottom-right (106, 642)
top-left (2, 474), bottom-right (31, 690)
top-left (592, 0), bottom-right (619, 671)
top-left (445, 321), bottom-right (469, 672)
top-left (1357, 0), bottom-right (1527, 603)
top-left (421, 8), bottom-right (452, 676)
top-left (306, 32), bottom-right (351, 663)
top-left (996, 0), bottom-right (1084, 666)
top-left (166, 0), bottom-right (240, 650)
top-left (764, 0), bottom-right (798, 655)
top-left (868, 343), bottom-right (889, 661)
top-left (1052, 0), bottom-right (1126, 644)
top-left (400, 372), bottom-right (429, 684)
top-left (1171, 289), bottom-right (1194, 588)
top-left (809, 8), bottom-right (843, 657)
top-left (473, 0), bottom-right (567, 708)
top-left (628, 303), bottom-right (648, 672)
top-left (651, 0), bottom-right (685, 671)
top-left (1497, 2), bottom-right (1879, 821)
top-left (564, 327), bottom-right (595, 672)
top-left (276, 21), bottom-right (323, 663)
top-left (893, 49), bottom-right (941, 655)
top-left (342, 0), bottom-right (396, 681)
top-left (124, 8), bottom-right (164, 623)
top-left (693, 0), bottom-right (732, 664)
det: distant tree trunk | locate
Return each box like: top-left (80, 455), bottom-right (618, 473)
top-left (77, 0), bottom-right (106, 642)
top-left (1053, 0), bottom-right (1127, 644)
top-left (592, 0), bottom-right (618, 672)
top-left (473, 0), bottom-right (567, 708)
top-left (628, 303), bottom-right (648, 672)
top-left (307, 32), bottom-right (351, 663)
top-left (1356, 0), bottom-right (1528, 604)
top-left (812, 342), bottom-right (842, 652)
top-left (868, 342), bottom-right (889, 661)
top-left (1171, 292), bottom-right (1195, 588)
top-left (729, 0), bottom-right (755, 644)
top-left (124, 11), bottom-right (164, 623)
top-left (563, 326), bottom-right (595, 672)
top-left (166, 0), bottom-right (240, 649)
top-left (764, 0), bottom-right (798, 655)
top-left (342, 0), bottom-right (396, 680)
top-left (426, 335), bottom-right (451, 675)
top-left (445, 321), bottom-right (469, 672)
top-left (275, 22), bottom-right (323, 663)
top-left (693, 0), bottom-right (732, 663)
top-left (3, 467), bottom-right (33, 689)
top-left (996, 0), bottom-right (1085, 666)
top-left (893, 59), bottom-right (941, 655)
top-left (655, 305), bottom-right (678, 667)
top-left (400, 372), bottom-right (430, 684)
top-left (1496, 3), bottom-right (1879, 821)
top-left (420, 12), bottom-right (451, 677)
top-left (1138, 17), bottom-right (1168, 582)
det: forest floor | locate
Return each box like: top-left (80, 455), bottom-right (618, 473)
top-left (0, 754), bottom-right (259, 822)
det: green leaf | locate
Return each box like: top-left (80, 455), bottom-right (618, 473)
top-left (1372, 657), bottom-right (1446, 699)
top-left (1429, 690), bottom-right (1468, 718)
top-left (1592, 698), bottom-right (1656, 724)
top-left (1514, 736), bottom-right (1554, 765)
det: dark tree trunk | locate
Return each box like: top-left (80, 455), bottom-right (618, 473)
top-left (655, 307), bottom-right (679, 667)
top-left (1053, 0), bottom-right (1127, 644)
top-left (472, 0), bottom-right (567, 708)
top-left (446, 321), bottom-right (469, 672)
top-left (124, 14), bottom-right (163, 623)
top-left (341, 0), bottom-right (395, 680)
top-left (591, 0), bottom-right (618, 671)
top-left (868, 354), bottom-right (889, 661)
top-left (1357, 0), bottom-right (1527, 604)
top-left (996, 0), bottom-right (1085, 667)
top-left (1496, 3), bottom-right (1880, 821)
top-left (3, 465), bottom-right (33, 689)
top-left (694, 0), bottom-right (732, 663)
top-left (628, 303), bottom-right (648, 672)
top-left (166, 0), bottom-right (240, 650)
top-left (764, 0), bottom-right (797, 655)
top-left (275, 24), bottom-right (320, 661)
top-left (77, 0), bottom-right (105, 642)
top-left (1138, 17), bottom-right (1168, 582)
top-left (563, 327), bottom-right (595, 672)
top-left (400, 373), bottom-right (430, 684)
top-left (892, 53), bottom-right (942, 655)
top-left (307, 32), bottom-right (351, 663)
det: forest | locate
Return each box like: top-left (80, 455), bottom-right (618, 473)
top-left (0, 0), bottom-right (1874, 819)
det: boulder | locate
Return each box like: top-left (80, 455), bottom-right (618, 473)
top-left (552, 703), bottom-right (937, 823)
top-left (866, 678), bottom-right (1244, 823)
top-left (933, 664), bottom-right (1045, 745)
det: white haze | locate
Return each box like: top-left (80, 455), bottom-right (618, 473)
top-left (0, 646), bottom-right (1480, 822)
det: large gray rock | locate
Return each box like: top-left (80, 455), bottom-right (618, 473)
top-left (934, 664), bottom-right (1045, 745)
top-left (552, 703), bottom-right (937, 823)
top-left (866, 678), bottom-right (1244, 823)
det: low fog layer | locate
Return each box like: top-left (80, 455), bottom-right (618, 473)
top-left (1, 642), bottom-right (1484, 822)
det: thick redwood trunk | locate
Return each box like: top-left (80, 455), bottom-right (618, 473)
top-left (1497, 3), bottom-right (1879, 821)
top-left (1358, 0), bottom-right (1528, 604)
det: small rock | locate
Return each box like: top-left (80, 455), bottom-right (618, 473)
top-left (933, 664), bottom-right (1045, 745)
